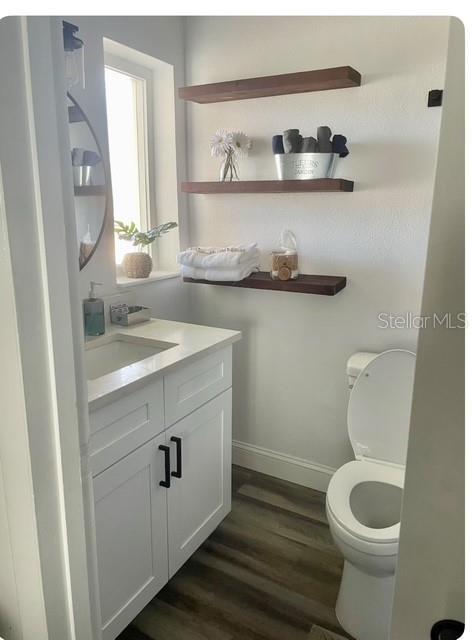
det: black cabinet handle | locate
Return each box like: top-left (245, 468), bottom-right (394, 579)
top-left (170, 436), bottom-right (182, 479)
top-left (158, 444), bottom-right (171, 488)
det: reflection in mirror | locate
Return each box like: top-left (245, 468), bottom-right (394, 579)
top-left (67, 92), bottom-right (108, 270)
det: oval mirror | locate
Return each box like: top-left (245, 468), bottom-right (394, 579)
top-left (67, 92), bottom-right (109, 270)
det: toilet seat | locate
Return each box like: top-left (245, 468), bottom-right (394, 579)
top-left (347, 349), bottom-right (416, 466)
top-left (327, 461), bottom-right (404, 544)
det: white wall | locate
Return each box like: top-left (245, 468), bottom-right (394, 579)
top-left (184, 16), bottom-right (450, 481)
top-left (391, 18), bottom-right (464, 638)
top-left (63, 16), bottom-right (190, 320)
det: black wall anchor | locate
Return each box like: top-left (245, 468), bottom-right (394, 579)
top-left (428, 89), bottom-right (443, 107)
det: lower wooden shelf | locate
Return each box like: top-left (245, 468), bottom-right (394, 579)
top-left (183, 271), bottom-right (346, 296)
top-left (181, 179), bottom-right (353, 193)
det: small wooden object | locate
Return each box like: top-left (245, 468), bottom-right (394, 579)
top-left (271, 251), bottom-right (299, 280)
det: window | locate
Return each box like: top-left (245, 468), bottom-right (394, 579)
top-left (103, 39), bottom-right (180, 282)
top-left (104, 57), bottom-right (153, 265)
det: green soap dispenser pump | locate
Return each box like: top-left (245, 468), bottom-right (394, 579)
top-left (83, 281), bottom-right (105, 336)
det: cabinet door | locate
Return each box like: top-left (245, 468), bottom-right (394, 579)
top-left (166, 389), bottom-right (232, 576)
top-left (93, 435), bottom-right (168, 640)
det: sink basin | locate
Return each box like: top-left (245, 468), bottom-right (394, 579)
top-left (85, 334), bottom-right (177, 380)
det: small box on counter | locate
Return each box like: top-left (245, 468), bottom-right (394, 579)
top-left (110, 303), bottom-right (151, 326)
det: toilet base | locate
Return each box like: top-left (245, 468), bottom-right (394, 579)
top-left (335, 560), bottom-right (395, 640)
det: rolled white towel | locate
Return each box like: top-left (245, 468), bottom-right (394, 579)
top-left (177, 243), bottom-right (260, 269)
top-left (181, 263), bottom-right (258, 282)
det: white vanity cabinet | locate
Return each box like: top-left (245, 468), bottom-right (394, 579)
top-left (89, 346), bottom-right (233, 640)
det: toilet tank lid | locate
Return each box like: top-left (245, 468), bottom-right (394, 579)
top-left (347, 349), bottom-right (416, 466)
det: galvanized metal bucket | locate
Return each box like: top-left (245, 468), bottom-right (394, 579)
top-left (275, 153), bottom-right (338, 180)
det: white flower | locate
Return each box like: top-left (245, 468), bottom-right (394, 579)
top-left (228, 131), bottom-right (252, 156)
top-left (210, 129), bottom-right (231, 157)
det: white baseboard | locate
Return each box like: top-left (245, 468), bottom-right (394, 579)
top-left (232, 440), bottom-right (335, 493)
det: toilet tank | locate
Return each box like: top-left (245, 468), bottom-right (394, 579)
top-left (346, 352), bottom-right (379, 388)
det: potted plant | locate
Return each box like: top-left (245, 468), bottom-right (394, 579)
top-left (114, 220), bottom-right (178, 278)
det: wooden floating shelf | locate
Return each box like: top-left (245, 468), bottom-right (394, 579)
top-left (181, 179), bottom-right (354, 194)
top-left (179, 66), bottom-right (361, 104)
top-left (183, 272), bottom-right (346, 296)
top-left (74, 185), bottom-right (106, 197)
top-left (68, 105), bottom-right (85, 123)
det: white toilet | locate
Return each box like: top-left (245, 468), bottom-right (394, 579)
top-left (326, 349), bottom-right (416, 640)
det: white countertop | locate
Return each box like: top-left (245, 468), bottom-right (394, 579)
top-left (86, 318), bottom-right (241, 411)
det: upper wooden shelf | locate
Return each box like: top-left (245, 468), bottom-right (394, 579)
top-left (179, 66), bottom-right (361, 104)
top-left (181, 179), bottom-right (353, 194)
top-left (183, 271), bottom-right (346, 296)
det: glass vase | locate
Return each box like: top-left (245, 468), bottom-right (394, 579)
top-left (219, 151), bottom-right (239, 182)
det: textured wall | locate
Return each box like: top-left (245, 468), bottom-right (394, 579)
top-left (184, 16), bottom-right (450, 471)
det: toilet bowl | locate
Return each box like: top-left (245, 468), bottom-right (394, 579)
top-left (326, 349), bottom-right (416, 640)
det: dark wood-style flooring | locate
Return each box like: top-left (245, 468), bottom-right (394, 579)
top-left (118, 466), bottom-right (351, 640)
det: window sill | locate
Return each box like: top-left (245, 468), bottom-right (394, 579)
top-left (116, 270), bottom-right (181, 289)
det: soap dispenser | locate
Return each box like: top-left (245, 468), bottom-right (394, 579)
top-left (83, 281), bottom-right (105, 336)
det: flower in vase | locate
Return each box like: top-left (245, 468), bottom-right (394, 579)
top-left (210, 129), bottom-right (251, 182)
top-left (228, 131), bottom-right (252, 156)
top-left (209, 129), bottom-right (231, 157)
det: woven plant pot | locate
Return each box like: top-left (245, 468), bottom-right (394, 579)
top-left (122, 252), bottom-right (153, 278)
